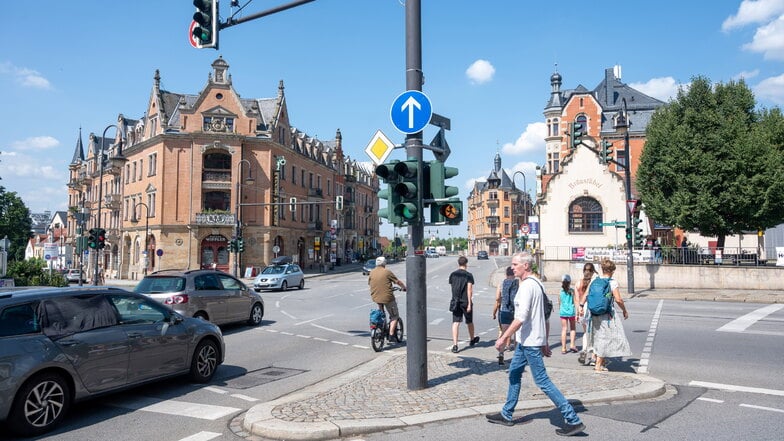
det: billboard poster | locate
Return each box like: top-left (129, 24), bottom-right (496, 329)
top-left (528, 216), bottom-right (540, 240)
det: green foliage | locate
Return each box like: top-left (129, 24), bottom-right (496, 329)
top-left (0, 186), bottom-right (33, 261)
top-left (5, 258), bottom-right (67, 287)
top-left (637, 76), bottom-right (784, 248)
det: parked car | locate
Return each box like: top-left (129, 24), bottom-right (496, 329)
top-left (134, 269), bottom-right (264, 326)
top-left (477, 250), bottom-right (489, 260)
top-left (425, 250), bottom-right (439, 258)
top-left (65, 269), bottom-right (86, 283)
top-left (0, 286), bottom-right (225, 436)
top-left (362, 259), bottom-right (376, 275)
top-left (253, 264), bottom-right (305, 291)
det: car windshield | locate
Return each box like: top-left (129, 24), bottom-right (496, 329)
top-left (365, 260), bottom-right (375, 266)
top-left (262, 265), bottom-right (286, 275)
top-left (134, 276), bottom-right (186, 294)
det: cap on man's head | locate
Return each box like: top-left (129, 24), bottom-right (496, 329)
top-left (376, 256), bottom-right (386, 266)
top-left (562, 274), bottom-right (571, 282)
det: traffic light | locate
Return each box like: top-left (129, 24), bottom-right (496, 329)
top-left (571, 121), bottom-right (584, 149)
top-left (289, 197), bottom-right (297, 213)
top-left (335, 195), bottom-right (344, 211)
top-left (633, 217), bottom-right (644, 248)
top-left (601, 140), bottom-right (614, 164)
top-left (237, 238), bottom-right (245, 253)
top-left (428, 160), bottom-right (461, 224)
top-left (625, 227), bottom-right (632, 241)
top-left (229, 238), bottom-right (237, 253)
top-left (96, 228), bottom-right (106, 250)
top-left (87, 229), bottom-right (98, 249)
top-left (376, 161), bottom-right (402, 227)
top-left (393, 160), bottom-right (420, 223)
top-left (192, 0), bottom-right (219, 49)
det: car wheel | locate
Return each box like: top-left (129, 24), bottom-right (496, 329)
top-left (248, 302), bottom-right (264, 326)
top-left (194, 312), bottom-right (209, 321)
top-left (8, 372), bottom-right (71, 436)
top-left (189, 339), bottom-right (219, 383)
top-left (298, 279), bottom-right (305, 290)
top-left (280, 281), bottom-right (288, 291)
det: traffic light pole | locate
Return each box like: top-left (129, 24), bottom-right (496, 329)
top-left (620, 98), bottom-right (635, 294)
top-left (404, 0), bottom-right (427, 391)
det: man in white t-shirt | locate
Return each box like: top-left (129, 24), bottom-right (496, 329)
top-left (486, 252), bottom-right (585, 437)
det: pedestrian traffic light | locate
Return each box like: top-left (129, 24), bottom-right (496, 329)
top-left (289, 197), bottom-right (297, 213)
top-left (601, 140), bottom-right (614, 164)
top-left (96, 228), bottom-right (106, 250)
top-left (87, 229), bottom-right (98, 250)
top-left (335, 195), bottom-right (344, 211)
top-left (376, 160), bottom-right (402, 227)
top-left (625, 227), bottom-right (632, 241)
top-left (192, 0), bottom-right (219, 49)
top-left (428, 160), bottom-right (461, 224)
top-left (633, 217), bottom-right (644, 248)
top-left (393, 160), bottom-right (420, 223)
top-left (229, 238), bottom-right (237, 253)
top-left (571, 121), bottom-right (584, 149)
top-left (237, 238), bottom-right (245, 253)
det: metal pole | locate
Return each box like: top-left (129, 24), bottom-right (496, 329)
top-left (405, 0), bottom-right (427, 391)
top-left (93, 124), bottom-right (117, 286)
top-left (144, 208), bottom-right (149, 275)
top-left (234, 159), bottom-right (251, 277)
top-left (621, 98), bottom-right (635, 294)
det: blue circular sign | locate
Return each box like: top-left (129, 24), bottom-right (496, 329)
top-left (390, 90), bottom-right (432, 134)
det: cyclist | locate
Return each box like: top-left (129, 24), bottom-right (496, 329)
top-left (368, 256), bottom-right (407, 342)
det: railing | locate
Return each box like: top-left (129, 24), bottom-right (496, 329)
top-left (308, 188), bottom-right (323, 198)
top-left (486, 216), bottom-right (500, 225)
top-left (194, 212), bottom-right (236, 226)
top-left (544, 245), bottom-right (771, 266)
top-left (202, 170), bottom-right (231, 182)
top-left (486, 199), bottom-right (500, 208)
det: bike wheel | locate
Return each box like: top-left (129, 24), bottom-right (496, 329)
top-left (371, 327), bottom-right (385, 352)
top-left (394, 319), bottom-right (404, 343)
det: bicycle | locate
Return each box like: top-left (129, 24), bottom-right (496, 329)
top-left (369, 288), bottom-right (405, 352)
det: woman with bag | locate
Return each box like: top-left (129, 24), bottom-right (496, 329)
top-left (590, 259), bottom-right (631, 372)
top-left (575, 262), bottom-right (597, 365)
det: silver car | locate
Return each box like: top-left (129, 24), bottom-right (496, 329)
top-left (0, 286), bottom-right (225, 436)
top-left (135, 269), bottom-right (264, 326)
top-left (253, 264), bottom-right (305, 291)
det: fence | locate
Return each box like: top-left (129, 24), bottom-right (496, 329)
top-left (545, 246), bottom-right (769, 267)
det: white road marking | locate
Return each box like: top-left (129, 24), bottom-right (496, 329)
top-left (739, 404), bottom-right (784, 413)
top-left (111, 397), bottom-right (240, 420)
top-left (430, 318), bottom-right (445, 325)
top-left (689, 381), bottom-right (784, 397)
top-left (331, 340), bottom-right (349, 345)
top-left (296, 334), bottom-right (312, 339)
top-left (295, 315), bottom-right (333, 326)
top-left (313, 337), bottom-right (329, 342)
top-left (636, 299), bottom-right (663, 374)
top-left (280, 310), bottom-right (297, 320)
top-left (177, 432), bottom-right (222, 441)
top-left (230, 394), bottom-right (259, 402)
top-left (696, 397), bottom-right (724, 403)
top-left (203, 386), bottom-right (227, 394)
top-left (353, 344), bottom-right (369, 349)
top-left (311, 322), bottom-right (356, 336)
top-left (280, 331), bottom-right (294, 336)
top-left (717, 304), bottom-right (783, 333)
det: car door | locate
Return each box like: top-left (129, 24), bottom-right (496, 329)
top-left (192, 273), bottom-right (228, 323)
top-left (42, 295), bottom-right (130, 393)
top-left (217, 274), bottom-right (250, 322)
top-left (106, 294), bottom-right (190, 383)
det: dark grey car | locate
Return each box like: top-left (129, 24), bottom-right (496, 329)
top-left (0, 287), bottom-right (225, 436)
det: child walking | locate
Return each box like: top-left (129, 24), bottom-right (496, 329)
top-left (559, 274), bottom-right (578, 354)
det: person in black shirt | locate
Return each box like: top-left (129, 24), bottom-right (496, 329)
top-left (449, 256), bottom-right (479, 353)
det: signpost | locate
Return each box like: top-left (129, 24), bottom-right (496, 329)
top-left (390, 90), bottom-right (432, 134)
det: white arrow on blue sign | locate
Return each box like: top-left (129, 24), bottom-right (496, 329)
top-left (390, 90), bottom-right (432, 134)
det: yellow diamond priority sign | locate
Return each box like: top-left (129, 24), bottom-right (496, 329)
top-left (364, 130), bottom-right (395, 165)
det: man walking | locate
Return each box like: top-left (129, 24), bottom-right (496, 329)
top-left (368, 256), bottom-right (406, 342)
top-left (486, 252), bottom-right (585, 437)
top-left (449, 255), bottom-right (479, 353)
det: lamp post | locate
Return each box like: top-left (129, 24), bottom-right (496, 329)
top-left (511, 171), bottom-right (528, 253)
top-left (615, 98), bottom-right (635, 294)
top-left (234, 159), bottom-right (255, 277)
top-left (93, 124), bottom-right (124, 286)
top-left (130, 202), bottom-right (150, 276)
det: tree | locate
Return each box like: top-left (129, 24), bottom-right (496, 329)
top-left (0, 186), bottom-right (33, 261)
top-left (637, 76), bottom-right (784, 248)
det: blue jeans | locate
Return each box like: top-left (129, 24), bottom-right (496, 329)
top-left (501, 345), bottom-right (582, 425)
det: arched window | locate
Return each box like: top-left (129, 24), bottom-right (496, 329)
top-left (576, 114), bottom-right (587, 133)
top-left (569, 197), bottom-right (602, 232)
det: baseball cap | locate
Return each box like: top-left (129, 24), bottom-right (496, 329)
top-left (562, 274), bottom-right (571, 282)
top-left (376, 256), bottom-right (386, 266)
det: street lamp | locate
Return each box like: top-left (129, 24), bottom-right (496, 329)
top-left (234, 159), bottom-right (255, 277)
top-left (511, 171), bottom-right (528, 253)
top-left (130, 202), bottom-right (150, 276)
top-left (615, 97), bottom-right (635, 294)
top-left (93, 124), bottom-right (125, 286)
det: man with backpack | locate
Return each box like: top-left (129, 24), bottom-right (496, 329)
top-left (486, 252), bottom-right (585, 437)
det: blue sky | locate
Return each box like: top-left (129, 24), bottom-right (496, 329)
top-left (2, 0), bottom-right (783, 240)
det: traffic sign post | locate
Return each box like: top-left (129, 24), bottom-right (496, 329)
top-left (390, 90), bottom-right (432, 134)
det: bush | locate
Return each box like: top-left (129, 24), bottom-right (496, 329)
top-left (6, 258), bottom-right (68, 287)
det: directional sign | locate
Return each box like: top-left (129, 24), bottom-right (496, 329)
top-left (390, 90), bottom-right (432, 134)
top-left (364, 130), bottom-right (395, 165)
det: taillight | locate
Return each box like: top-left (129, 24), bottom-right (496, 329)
top-left (164, 294), bottom-right (189, 305)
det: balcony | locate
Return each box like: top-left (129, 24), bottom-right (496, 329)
top-left (486, 215), bottom-right (500, 225)
top-left (307, 221), bottom-right (323, 231)
top-left (202, 170), bottom-right (231, 183)
top-left (308, 188), bottom-right (324, 198)
top-left (77, 171), bottom-right (92, 186)
top-left (194, 212), bottom-right (236, 226)
top-left (486, 198), bottom-right (500, 208)
top-left (104, 194), bottom-right (121, 209)
top-left (105, 157), bottom-right (126, 176)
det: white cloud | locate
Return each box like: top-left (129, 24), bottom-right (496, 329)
top-left (463, 176), bottom-right (485, 191)
top-left (0, 62), bottom-right (52, 90)
top-left (722, 0), bottom-right (784, 31)
top-left (754, 73), bottom-right (784, 104)
top-left (629, 77), bottom-right (684, 102)
top-left (0, 152), bottom-right (67, 180)
top-left (10, 136), bottom-right (60, 150)
top-left (501, 122), bottom-right (546, 155)
top-left (504, 163), bottom-right (538, 193)
top-left (465, 59), bottom-right (495, 85)
top-left (742, 14), bottom-right (784, 60)
top-left (733, 69), bottom-right (761, 80)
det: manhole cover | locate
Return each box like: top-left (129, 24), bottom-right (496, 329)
top-left (218, 367), bottom-right (306, 389)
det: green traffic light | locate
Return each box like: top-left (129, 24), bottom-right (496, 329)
top-left (395, 202), bottom-right (418, 220)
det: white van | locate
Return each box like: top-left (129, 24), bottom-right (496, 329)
top-left (435, 246), bottom-right (447, 256)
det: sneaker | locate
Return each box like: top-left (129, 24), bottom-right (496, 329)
top-left (470, 336), bottom-right (480, 346)
top-left (497, 353), bottom-right (504, 365)
top-left (555, 422), bottom-right (585, 436)
top-left (387, 334), bottom-right (398, 343)
top-left (485, 413), bottom-right (514, 427)
top-left (451, 345), bottom-right (459, 353)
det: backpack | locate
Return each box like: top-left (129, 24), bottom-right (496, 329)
top-left (369, 309), bottom-right (385, 326)
top-left (501, 279), bottom-right (518, 312)
top-left (524, 277), bottom-right (553, 320)
top-left (587, 277), bottom-right (613, 316)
